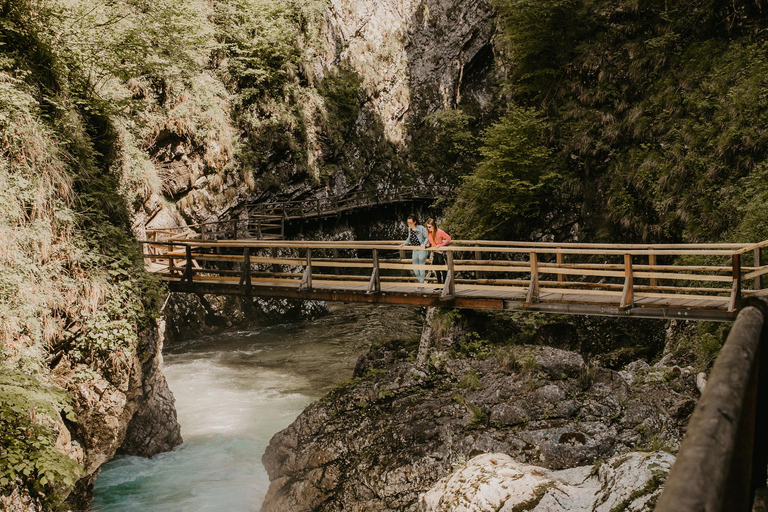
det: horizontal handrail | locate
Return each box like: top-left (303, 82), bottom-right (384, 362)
top-left (142, 238), bottom-right (768, 318)
top-left (656, 298), bottom-right (768, 511)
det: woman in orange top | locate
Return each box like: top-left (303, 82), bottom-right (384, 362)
top-left (425, 218), bottom-right (451, 284)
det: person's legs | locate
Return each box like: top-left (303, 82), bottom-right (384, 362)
top-left (413, 250), bottom-right (427, 283)
top-left (433, 252), bottom-right (446, 284)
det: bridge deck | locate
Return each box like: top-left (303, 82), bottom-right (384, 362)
top-left (143, 239), bottom-right (768, 322)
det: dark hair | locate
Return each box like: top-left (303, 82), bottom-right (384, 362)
top-left (425, 218), bottom-right (437, 232)
top-left (407, 213), bottom-right (418, 224)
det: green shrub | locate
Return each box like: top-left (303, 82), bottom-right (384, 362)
top-left (0, 369), bottom-right (81, 509)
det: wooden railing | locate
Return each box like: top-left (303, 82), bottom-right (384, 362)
top-left (145, 216), bottom-right (285, 242)
top-left (141, 239), bottom-right (768, 319)
top-left (656, 294), bottom-right (768, 511)
top-left (145, 185), bottom-right (451, 242)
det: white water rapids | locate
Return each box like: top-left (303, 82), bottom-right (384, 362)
top-left (92, 303), bottom-right (421, 511)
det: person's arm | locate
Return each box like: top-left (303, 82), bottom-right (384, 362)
top-left (437, 229), bottom-right (451, 247)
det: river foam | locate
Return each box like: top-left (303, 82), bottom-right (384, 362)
top-left (93, 303), bottom-right (420, 511)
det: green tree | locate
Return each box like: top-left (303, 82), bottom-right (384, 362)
top-left (446, 105), bottom-right (563, 239)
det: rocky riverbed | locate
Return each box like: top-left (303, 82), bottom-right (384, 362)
top-left (261, 309), bottom-right (697, 511)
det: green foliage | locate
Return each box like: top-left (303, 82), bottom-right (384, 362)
top-left (458, 369), bottom-right (483, 390)
top-left (212, 0), bottom-right (329, 189)
top-left (458, 0), bottom-right (768, 243)
top-left (446, 105), bottom-right (563, 239)
top-left (667, 322), bottom-right (727, 372)
top-left (450, 332), bottom-right (494, 360)
top-left (410, 109), bottom-right (481, 189)
top-left (0, 369), bottom-right (81, 509)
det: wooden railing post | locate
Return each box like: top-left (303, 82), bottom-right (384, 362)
top-left (649, 250), bottom-right (658, 288)
top-left (333, 248), bottom-right (341, 275)
top-left (441, 250), bottom-right (455, 301)
top-left (475, 250), bottom-right (485, 280)
top-left (182, 245), bottom-right (194, 283)
top-left (729, 253), bottom-right (742, 313)
top-left (525, 252), bottom-right (539, 306)
top-left (239, 248), bottom-right (252, 296)
top-left (367, 249), bottom-right (381, 295)
top-left (168, 249), bottom-right (176, 275)
top-left (754, 248), bottom-right (762, 290)
top-left (620, 254), bottom-right (634, 310)
top-left (556, 248), bottom-right (564, 283)
top-left (300, 248), bottom-right (312, 291)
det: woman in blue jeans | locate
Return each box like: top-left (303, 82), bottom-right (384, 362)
top-left (402, 213), bottom-right (429, 285)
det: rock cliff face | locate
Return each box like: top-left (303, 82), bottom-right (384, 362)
top-left (323, 0), bottom-right (496, 144)
top-left (51, 320), bottom-right (182, 508)
top-left (261, 312), bottom-right (695, 511)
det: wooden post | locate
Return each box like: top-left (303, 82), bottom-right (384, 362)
top-left (168, 248), bottom-right (176, 275)
top-left (620, 254), bottom-right (634, 310)
top-left (475, 250), bottom-right (484, 280)
top-left (754, 248), bottom-right (762, 291)
top-left (271, 247), bottom-right (280, 274)
top-left (649, 251), bottom-right (658, 288)
top-left (556, 248), bottom-right (564, 283)
top-left (300, 248), bottom-right (312, 291)
top-left (729, 253), bottom-right (742, 313)
top-left (333, 248), bottom-right (341, 275)
top-left (183, 245), bottom-right (194, 284)
top-left (525, 252), bottom-right (539, 306)
top-left (367, 249), bottom-right (381, 295)
top-left (441, 250), bottom-right (455, 301)
top-left (239, 248), bottom-right (252, 296)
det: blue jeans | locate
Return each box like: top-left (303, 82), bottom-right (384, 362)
top-left (412, 249), bottom-right (428, 283)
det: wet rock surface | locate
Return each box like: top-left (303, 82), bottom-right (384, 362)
top-left (419, 451), bottom-right (673, 511)
top-left (261, 320), bottom-right (696, 512)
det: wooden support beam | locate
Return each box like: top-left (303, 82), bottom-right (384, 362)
top-left (620, 254), bottom-right (634, 310)
top-left (299, 248), bottom-right (312, 291)
top-left (525, 252), bottom-right (539, 306)
top-left (441, 251), bottom-right (455, 301)
top-left (556, 248), bottom-right (564, 282)
top-left (367, 249), bottom-right (381, 295)
top-left (754, 248), bottom-right (762, 290)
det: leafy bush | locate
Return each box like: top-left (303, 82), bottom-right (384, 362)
top-left (0, 369), bottom-right (81, 510)
top-left (446, 105), bottom-right (564, 239)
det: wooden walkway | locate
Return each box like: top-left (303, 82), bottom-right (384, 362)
top-left (142, 239), bottom-right (768, 321)
top-left (146, 186), bottom-right (448, 242)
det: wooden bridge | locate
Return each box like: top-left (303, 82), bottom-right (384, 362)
top-left (143, 238), bottom-right (768, 322)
